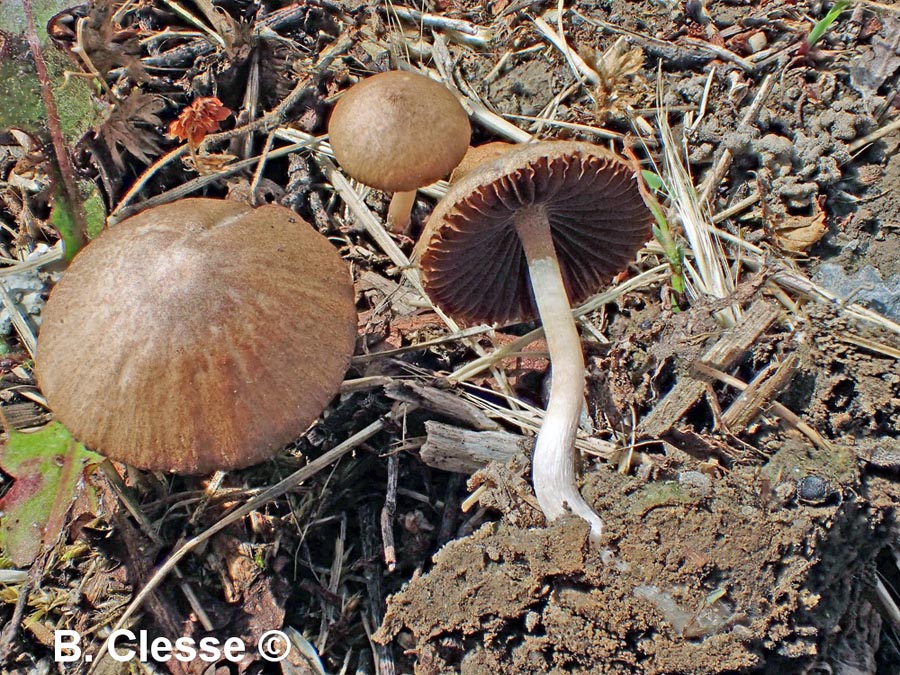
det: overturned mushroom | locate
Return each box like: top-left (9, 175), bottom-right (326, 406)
top-left (328, 70), bottom-right (471, 233)
top-left (416, 141), bottom-right (652, 542)
top-left (36, 198), bottom-right (357, 474)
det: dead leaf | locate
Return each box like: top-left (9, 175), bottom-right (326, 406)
top-left (771, 202), bottom-right (828, 253)
top-left (211, 534), bottom-right (288, 674)
top-left (95, 92), bottom-right (166, 170)
top-left (183, 151), bottom-right (238, 175)
top-left (579, 37), bottom-right (645, 121)
top-left (169, 97), bottom-right (232, 148)
top-left (849, 16), bottom-right (900, 106)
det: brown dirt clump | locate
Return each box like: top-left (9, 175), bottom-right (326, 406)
top-left (377, 460), bottom-right (882, 675)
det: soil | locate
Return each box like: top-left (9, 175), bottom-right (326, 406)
top-left (374, 292), bottom-right (897, 675)
top-left (2, 0), bottom-right (900, 674)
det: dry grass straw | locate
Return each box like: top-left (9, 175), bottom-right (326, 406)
top-left (651, 70), bottom-right (738, 326)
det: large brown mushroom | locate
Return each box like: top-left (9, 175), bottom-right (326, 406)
top-left (416, 141), bottom-right (652, 542)
top-left (328, 70), bottom-right (471, 233)
top-left (36, 198), bottom-right (357, 474)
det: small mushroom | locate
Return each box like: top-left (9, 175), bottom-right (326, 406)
top-left (416, 141), bottom-right (652, 542)
top-left (36, 198), bottom-right (357, 474)
top-left (328, 70), bottom-right (471, 233)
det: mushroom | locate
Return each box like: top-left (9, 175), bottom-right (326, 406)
top-left (328, 70), bottom-right (471, 233)
top-left (415, 141), bottom-right (652, 542)
top-left (36, 198), bottom-right (357, 474)
top-left (449, 141), bottom-right (515, 183)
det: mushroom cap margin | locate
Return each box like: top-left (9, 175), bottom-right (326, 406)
top-left (416, 141), bottom-right (652, 326)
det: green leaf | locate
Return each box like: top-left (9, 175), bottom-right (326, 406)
top-left (641, 170), bottom-right (666, 192)
top-left (0, 422), bottom-right (102, 566)
top-left (807, 0), bottom-right (851, 49)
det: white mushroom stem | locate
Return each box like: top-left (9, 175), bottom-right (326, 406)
top-left (387, 190), bottom-right (417, 234)
top-left (514, 205), bottom-right (604, 544)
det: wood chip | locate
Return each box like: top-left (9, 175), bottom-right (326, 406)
top-left (719, 353), bottom-right (799, 432)
top-left (384, 381), bottom-right (501, 431)
top-left (419, 421), bottom-right (531, 473)
top-left (638, 300), bottom-right (779, 438)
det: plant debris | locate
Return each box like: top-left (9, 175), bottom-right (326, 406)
top-left (1, 0), bottom-right (900, 673)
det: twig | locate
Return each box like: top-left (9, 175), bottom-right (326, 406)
top-left (380, 453), bottom-right (399, 572)
top-left (530, 13), bottom-right (599, 85)
top-left (450, 264), bottom-right (668, 382)
top-left (111, 76), bottom-right (313, 218)
top-left (837, 334), bottom-right (900, 360)
top-left (773, 270), bottom-right (900, 336)
top-left (0, 573), bottom-right (34, 660)
top-left (110, 144), bottom-right (189, 221)
top-left (572, 11), bottom-right (719, 69)
top-left (351, 324), bottom-right (496, 365)
top-left (502, 113), bottom-right (624, 141)
top-left (102, 463), bottom-right (226, 632)
top-left (421, 48), bottom-right (533, 143)
top-left (875, 575), bottom-right (900, 635)
top-left (680, 36), bottom-right (755, 72)
top-left (359, 504), bottom-right (396, 675)
top-left (848, 114), bottom-right (900, 153)
top-left (436, 474), bottom-right (464, 546)
top-left (711, 192), bottom-right (761, 223)
top-left (22, 0), bottom-right (87, 253)
top-left (160, 0), bottom-right (226, 48)
top-left (0, 570), bottom-right (28, 584)
top-left (249, 131), bottom-right (276, 204)
top-left (0, 241), bottom-right (65, 276)
top-left (385, 5), bottom-right (489, 39)
top-left (111, 140), bottom-right (316, 221)
top-left (0, 279), bottom-right (37, 358)
top-left (692, 361), bottom-right (835, 452)
top-left (689, 67), bottom-right (716, 131)
top-left (316, 154), bottom-right (417, 286)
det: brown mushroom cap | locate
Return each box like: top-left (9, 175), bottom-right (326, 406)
top-left (328, 71), bottom-right (471, 192)
top-left (449, 141), bottom-right (515, 183)
top-left (36, 198), bottom-right (357, 474)
top-left (416, 141), bottom-right (652, 326)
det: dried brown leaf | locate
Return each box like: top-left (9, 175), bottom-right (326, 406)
top-left (95, 92), bottom-right (166, 170)
top-left (772, 203), bottom-right (828, 253)
top-left (77, 0), bottom-right (149, 82)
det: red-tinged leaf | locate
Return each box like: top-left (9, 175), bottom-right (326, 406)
top-left (0, 422), bottom-right (102, 566)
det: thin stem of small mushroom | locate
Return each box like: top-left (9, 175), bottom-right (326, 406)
top-left (387, 189), bottom-right (417, 234)
top-left (514, 205), bottom-right (604, 544)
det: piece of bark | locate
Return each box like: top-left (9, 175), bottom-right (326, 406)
top-left (1, 402), bottom-right (51, 429)
top-left (357, 270), bottom-right (421, 316)
top-left (384, 381), bottom-right (500, 431)
top-left (419, 421), bottom-right (531, 474)
top-left (720, 353), bottom-right (799, 432)
top-left (638, 300), bottom-right (779, 438)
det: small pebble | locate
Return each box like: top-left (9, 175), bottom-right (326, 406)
top-left (746, 31), bottom-right (768, 53)
top-left (798, 475), bottom-right (829, 504)
top-left (678, 470), bottom-right (712, 497)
